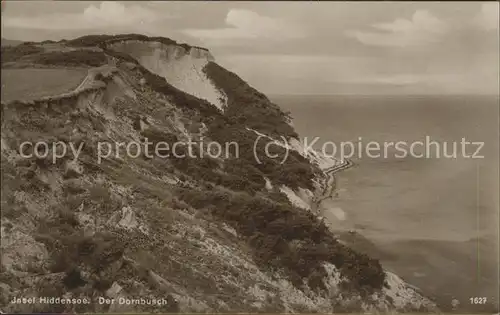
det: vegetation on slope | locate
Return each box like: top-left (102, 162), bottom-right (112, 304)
top-left (119, 56), bottom-right (317, 191)
top-left (176, 187), bottom-right (386, 294)
top-left (1, 34), bottom-right (207, 67)
top-left (102, 51), bottom-right (386, 293)
top-left (203, 61), bottom-right (297, 140)
top-left (1, 43), bottom-right (44, 64)
top-left (0, 44), bottom-right (107, 68)
top-left (1, 39), bottom-right (387, 311)
top-left (31, 50), bottom-right (108, 67)
top-left (67, 34), bottom-right (208, 52)
top-left (206, 118), bottom-right (318, 191)
top-left (201, 62), bottom-right (320, 188)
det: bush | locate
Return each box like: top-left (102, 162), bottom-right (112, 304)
top-left (63, 268), bottom-right (87, 289)
top-left (224, 158), bottom-right (265, 187)
top-left (56, 207), bottom-right (80, 227)
top-left (88, 184), bottom-right (121, 213)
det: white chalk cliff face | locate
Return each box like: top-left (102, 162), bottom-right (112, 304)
top-left (107, 40), bottom-right (227, 110)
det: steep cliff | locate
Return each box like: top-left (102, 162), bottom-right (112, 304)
top-left (106, 40), bottom-right (226, 111)
top-left (0, 34), bottom-right (438, 313)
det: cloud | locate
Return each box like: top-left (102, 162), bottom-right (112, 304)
top-left (183, 9), bottom-right (304, 45)
top-left (474, 2), bottom-right (500, 31)
top-left (348, 4), bottom-right (499, 48)
top-left (346, 10), bottom-right (449, 47)
top-left (2, 2), bottom-right (167, 30)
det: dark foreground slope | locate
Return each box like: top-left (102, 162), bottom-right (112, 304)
top-left (1, 34), bottom-right (436, 313)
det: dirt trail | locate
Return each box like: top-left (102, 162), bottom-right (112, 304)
top-left (311, 159), bottom-right (353, 213)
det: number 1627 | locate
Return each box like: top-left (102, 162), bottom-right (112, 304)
top-left (469, 297), bottom-right (487, 304)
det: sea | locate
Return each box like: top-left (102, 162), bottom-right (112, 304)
top-left (274, 94), bottom-right (499, 313)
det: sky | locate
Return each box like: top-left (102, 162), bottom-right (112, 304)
top-left (1, 1), bottom-right (499, 95)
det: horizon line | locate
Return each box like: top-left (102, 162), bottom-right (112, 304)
top-left (268, 93), bottom-right (500, 97)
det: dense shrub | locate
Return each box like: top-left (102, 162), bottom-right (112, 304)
top-left (207, 120), bottom-right (315, 190)
top-left (200, 62), bottom-right (317, 190)
top-left (66, 34), bottom-right (117, 47)
top-left (176, 187), bottom-right (386, 292)
top-left (63, 268), bottom-right (87, 289)
top-left (203, 62), bottom-right (297, 140)
top-left (88, 184), bottom-right (121, 213)
top-left (173, 156), bottom-right (260, 194)
top-left (67, 33), bottom-right (207, 52)
top-left (31, 50), bottom-right (107, 67)
top-left (141, 129), bottom-right (179, 148)
top-left (224, 158), bottom-right (265, 187)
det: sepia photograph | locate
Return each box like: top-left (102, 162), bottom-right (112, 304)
top-left (1, 1), bottom-right (499, 314)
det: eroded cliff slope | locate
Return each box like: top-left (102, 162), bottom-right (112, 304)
top-left (1, 34), bottom-right (438, 313)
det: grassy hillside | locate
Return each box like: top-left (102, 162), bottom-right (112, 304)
top-left (1, 68), bottom-right (87, 102)
top-left (1, 43), bottom-right (44, 63)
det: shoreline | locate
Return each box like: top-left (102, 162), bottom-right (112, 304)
top-left (312, 158), bottom-right (354, 214)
